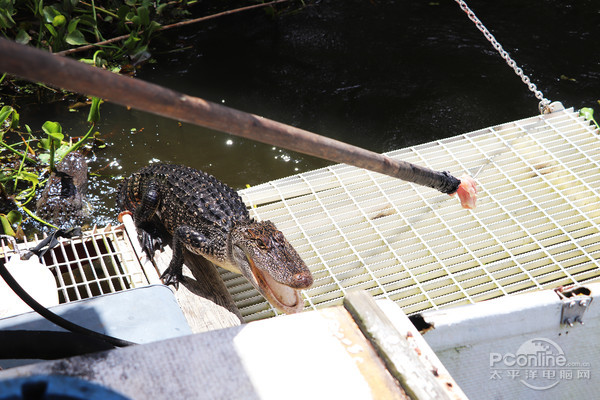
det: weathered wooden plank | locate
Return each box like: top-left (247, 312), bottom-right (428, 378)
top-left (121, 213), bottom-right (243, 332)
top-left (377, 298), bottom-right (469, 400)
top-left (343, 290), bottom-right (467, 400)
top-left (153, 246), bottom-right (243, 332)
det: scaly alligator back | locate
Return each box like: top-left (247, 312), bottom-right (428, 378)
top-left (117, 163), bottom-right (249, 234)
top-left (117, 163), bottom-right (313, 314)
top-left (36, 151), bottom-right (88, 227)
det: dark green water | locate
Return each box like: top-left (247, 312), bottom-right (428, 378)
top-left (10, 0), bottom-right (600, 231)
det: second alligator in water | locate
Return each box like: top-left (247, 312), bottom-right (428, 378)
top-left (36, 151), bottom-right (89, 229)
top-left (117, 163), bottom-right (313, 314)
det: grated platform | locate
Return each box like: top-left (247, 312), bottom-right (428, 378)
top-left (0, 225), bottom-right (151, 304)
top-left (225, 107), bottom-right (600, 321)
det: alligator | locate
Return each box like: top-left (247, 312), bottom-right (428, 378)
top-left (116, 163), bottom-right (313, 314)
top-left (36, 151), bottom-right (89, 228)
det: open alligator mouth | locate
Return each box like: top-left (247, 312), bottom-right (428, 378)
top-left (244, 255), bottom-right (304, 314)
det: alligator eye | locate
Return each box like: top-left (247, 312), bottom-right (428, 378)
top-left (256, 238), bottom-right (268, 249)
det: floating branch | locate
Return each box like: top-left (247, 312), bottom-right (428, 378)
top-left (55, 0), bottom-right (292, 56)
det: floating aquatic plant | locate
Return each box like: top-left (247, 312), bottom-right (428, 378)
top-left (0, 97), bottom-right (102, 237)
top-left (579, 107), bottom-right (600, 131)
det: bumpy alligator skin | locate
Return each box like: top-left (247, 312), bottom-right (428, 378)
top-left (117, 163), bottom-right (313, 314)
top-left (36, 151), bottom-right (89, 228)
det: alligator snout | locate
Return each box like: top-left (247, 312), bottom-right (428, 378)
top-left (291, 271), bottom-right (313, 289)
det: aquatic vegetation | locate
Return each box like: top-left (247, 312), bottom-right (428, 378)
top-left (0, 1), bottom-right (289, 66)
top-left (579, 107), bottom-right (600, 131)
top-left (0, 97), bottom-right (102, 237)
top-left (0, 0), bottom-right (301, 237)
top-left (0, 0), bottom-right (190, 59)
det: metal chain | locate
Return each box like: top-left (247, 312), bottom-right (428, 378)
top-left (455, 0), bottom-right (552, 113)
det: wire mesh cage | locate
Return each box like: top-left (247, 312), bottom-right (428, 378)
top-left (0, 225), bottom-right (151, 305)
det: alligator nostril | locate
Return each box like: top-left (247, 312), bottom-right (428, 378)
top-left (293, 272), bottom-right (313, 288)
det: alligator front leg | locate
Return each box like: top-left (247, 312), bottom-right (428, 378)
top-left (161, 225), bottom-right (215, 289)
top-left (134, 181), bottom-right (164, 257)
top-left (135, 180), bottom-right (160, 226)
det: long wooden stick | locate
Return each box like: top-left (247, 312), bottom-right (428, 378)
top-left (55, 0), bottom-right (291, 56)
top-left (0, 39), bottom-right (460, 194)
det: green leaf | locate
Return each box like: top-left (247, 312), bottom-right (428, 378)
top-left (0, 105), bottom-right (13, 124)
top-left (92, 50), bottom-right (105, 67)
top-left (137, 6), bottom-right (150, 26)
top-left (117, 5), bottom-right (130, 21)
top-left (39, 138), bottom-right (51, 150)
top-left (6, 210), bottom-right (22, 226)
top-left (580, 107), bottom-right (594, 120)
top-left (54, 144), bottom-right (71, 161)
top-left (66, 29), bottom-right (88, 45)
top-left (42, 6), bottom-right (60, 23)
top-left (15, 170), bottom-right (39, 185)
top-left (0, 11), bottom-right (16, 29)
top-left (156, 4), bottom-right (167, 15)
top-left (16, 29), bottom-right (31, 45)
top-left (122, 34), bottom-right (141, 51)
top-left (67, 17), bottom-right (80, 34)
top-left (52, 14), bottom-right (66, 27)
top-left (9, 109), bottom-right (19, 129)
top-left (88, 97), bottom-right (102, 123)
top-left (42, 121), bottom-right (63, 135)
top-left (49, 131), bottom-right (64, 142)
top-left (0, 215), bottom-right (16, 237)
top-left (41, 121), bottom-right (64, 157)
top-left (77, 14), bottom-right (97, 27)
top-left (44, 23), bottom-right (58, 37)
top-left (147, 20), bottom-right (161, 35)
top-left (38, 153), bottom-right (50, 163)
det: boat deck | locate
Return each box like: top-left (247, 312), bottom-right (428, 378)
top-left (230, 107), bottom-right (600, 321)
top-left (2, 107), bottom-right (599, 325)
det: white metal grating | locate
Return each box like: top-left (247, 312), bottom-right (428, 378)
top-left (222, 107), bottom-right (600, 321)
top-left (0, 225), bottom-right (151, 304)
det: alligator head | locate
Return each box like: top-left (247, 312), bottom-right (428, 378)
top-left (229, 220), bottom-right (313, 314)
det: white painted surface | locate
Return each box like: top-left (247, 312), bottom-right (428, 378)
top-left (0, 255), bottom-right (58, 317)
top-left (422, 283), bottom-right (599, 399)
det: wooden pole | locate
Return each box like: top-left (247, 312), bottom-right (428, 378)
top-left (0, 39), bottom-right (460, 194)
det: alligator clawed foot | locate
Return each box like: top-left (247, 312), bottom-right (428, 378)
top-left (138, 230), bottom-right (163, 259)
top-left (161, 268), bottom-right (185, 290)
